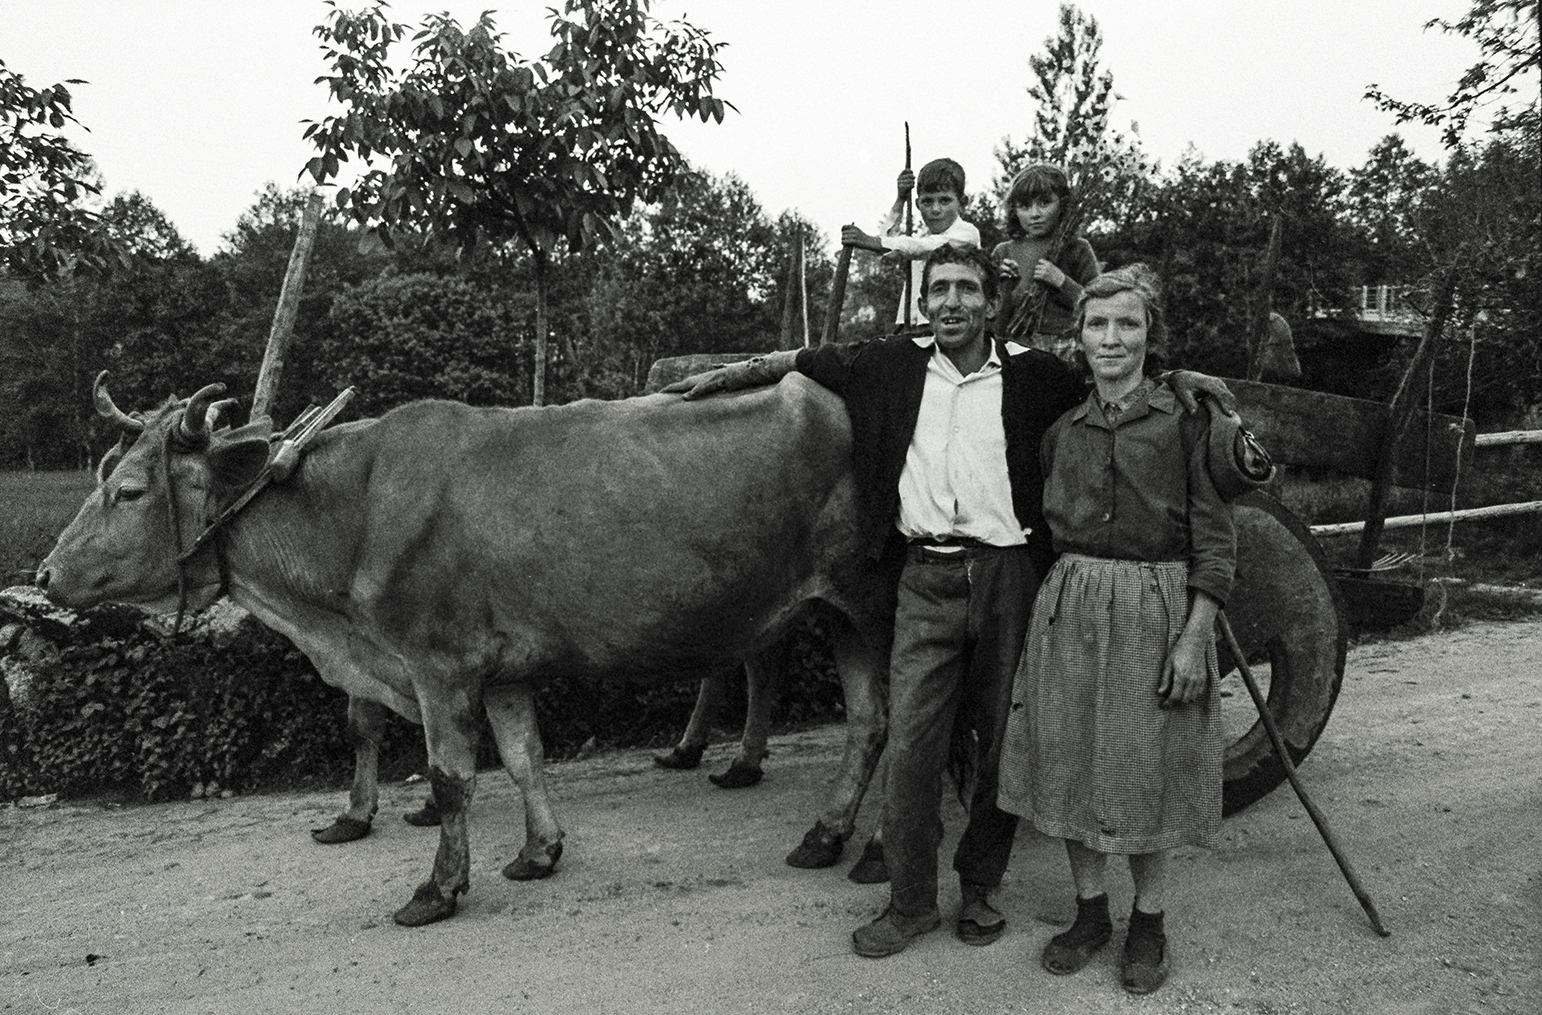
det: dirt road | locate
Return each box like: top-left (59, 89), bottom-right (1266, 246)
top-left (3, 619), bottom-right (1539, 1015)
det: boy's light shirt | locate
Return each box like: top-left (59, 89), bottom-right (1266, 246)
top-left (877, 208), bottom-right (981, 324)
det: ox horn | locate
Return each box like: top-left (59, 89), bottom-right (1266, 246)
top-left (179, 382), bottom-right (228, 442)
top-left (92, 371), bottom-right (145, 434)
top-left (207, 397), bottom-right (241, 431)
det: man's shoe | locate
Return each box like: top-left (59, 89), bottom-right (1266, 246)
top-left (1041, 892), bottom-right (1112, 975)
top-left (1121, 908), bottom-right (1169, 995)
top-left (956, 886), bottom-right (1005, 946)
top-left (851, 905), bottom-right (941, 958)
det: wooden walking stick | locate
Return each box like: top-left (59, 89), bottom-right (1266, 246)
top-left (1217, 611), bottom-right (1391, 937)
top-left (901, 122), bottom-right (913, 332)
top-left (821, 243), bottom-right (854, 346)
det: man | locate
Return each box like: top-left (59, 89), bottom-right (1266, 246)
top-left (670, 245), bottom-right (1226, 958)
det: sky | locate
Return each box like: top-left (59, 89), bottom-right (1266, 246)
top-left (5, 0), bottom-right (1485, 257)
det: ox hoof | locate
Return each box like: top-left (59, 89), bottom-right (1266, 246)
top-left (392, 882), bottom-right (458, 927)
top-left (653, 744), bottom-right (706, 771)
top-left (310, 815), bottom-right (372, 844)
top-left (503, 840), bottom-right (564, 881)
top-left (785, 820), bottom-right (847, 869)
top-left (846, 836), bottom-right (889, 884)
top-left (708, 759), bottom-right (764, 789)
top-left (402, 797), bottom-right (441, 827)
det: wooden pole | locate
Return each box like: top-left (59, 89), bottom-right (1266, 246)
top-left (1311, 500), bottom-right (1542, 537)
top-left (1247, 215), bottom-right (1283, 382)
top-left (1217, 612), bottom-right (1391, 938)
top-left (1356, 275), bottom-right (1456, 568)
top-left (780, 224), bottom-right (801, 349)
top-left (822, 244), bottom-right (853, 346)
top-left (251, 192), bottom-right (325, 422)
top-left (798, 231), bottom-right (810, 348)
top-left (902, 122), bottom-right (913, 331)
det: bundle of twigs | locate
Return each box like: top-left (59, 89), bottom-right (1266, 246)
top-left (1005, 127), bottom-right (1150, 340)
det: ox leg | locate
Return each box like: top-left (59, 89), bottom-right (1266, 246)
top-left (711, 657), bottom-right (777, 789)
top-left (312, 695), bottom-right (386, 844)
top-left (787, 619), bottom-right (888, 869)
top-left (484, 683), bottom-right (566, 882)
top-left (392, 690), bottom-right (479, 927)
top-left (653, 671), bottom-right (729, 771)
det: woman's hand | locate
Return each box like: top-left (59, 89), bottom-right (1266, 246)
top-left (1159, 590), bottom-right (1222, 708)
top-left (1159, 631), bottom-right (1210, 708)
top-left (1031, 259), bottom-right (1068, 289)
top-left (998, 258), bottom-right (1022, 289)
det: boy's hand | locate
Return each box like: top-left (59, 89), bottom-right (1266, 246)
top-left (896, 168), bottom-right (915, 200)
top-left (841, 224), bottom-right (882, 252)
top-left (1030, 260), bottom-right (1067, 289)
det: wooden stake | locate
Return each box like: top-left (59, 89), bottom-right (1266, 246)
top-left (1217, 612), bottom-right (1391, 938)
top-left (251, 192), bottom-right (325, 422)
top-left (822, 244), bottom-right (853, 346)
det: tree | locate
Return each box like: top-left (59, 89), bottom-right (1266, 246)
top-left (305, 0), bottom-right (730, 406)
top-left (1366, 0), bottom-right (1540, 149)
top-left (0, 58), bottom-right (116, 280)
top-left (582, 172), bottom-right (828, 394)
top-left (1364, 0), bottom-right (1541, 423)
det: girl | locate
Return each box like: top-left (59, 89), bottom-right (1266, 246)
top-left (996, 264), bottom-right (1236, 996)
top-left (991, 163), bottom-right (1100, 360)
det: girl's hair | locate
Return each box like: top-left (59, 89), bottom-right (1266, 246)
top-left (1071, 263), bottom-right (1170, 377)
top-left (1003, 163), bottom-right (1078, 239)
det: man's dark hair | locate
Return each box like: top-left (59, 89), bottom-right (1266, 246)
top-left (920, 244), bottom-right (1000, 304)
top-left (916, 157), bottom-right (966, 200)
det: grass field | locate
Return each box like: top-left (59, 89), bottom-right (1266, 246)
top-left (1, 469), bottom-right (96, 588)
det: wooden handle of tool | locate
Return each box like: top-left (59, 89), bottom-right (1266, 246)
top-left (1217, 612), bottom-right (1391, 937)
top-left (822, 244), bottom-right (854, 346)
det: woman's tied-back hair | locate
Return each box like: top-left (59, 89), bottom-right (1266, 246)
top-left (1004, 162), bottom-right (1078, 239)
top-left (1073, 263), bottom-right (1169, 376)
top-left (916, 157), bottom-right (966, 201)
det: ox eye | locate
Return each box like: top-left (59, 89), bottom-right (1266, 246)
top-left (115, 486), bottom-right (146, 504)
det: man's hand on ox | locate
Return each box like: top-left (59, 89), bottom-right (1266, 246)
top-left (1164, 370), bottom-right (1238, 417)
top-left (661, 350), bottom-right (799, 401)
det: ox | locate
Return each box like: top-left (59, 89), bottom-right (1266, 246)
top-left (37, 375), bottom-right (894, 926)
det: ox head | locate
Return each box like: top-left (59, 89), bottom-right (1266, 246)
top-left (35, 373), bottom-right (271, 615)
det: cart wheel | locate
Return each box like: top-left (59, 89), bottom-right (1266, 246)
top-left (1219, 491), bottom-right (1348, 815)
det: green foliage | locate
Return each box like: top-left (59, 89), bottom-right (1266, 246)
top-left (1365, 0), bottom-right (1540, 150)
top-left (583, 172), bottom-right (825, 391)
top-left (322, 272), bottom-right (531, 416)
top-left (0, 606), bottom-right (846, 802)
top-left (305, 0), bottom-right (731, 405)
top-left (0, 621), bottom-right (412, 802)
top-left (0, 58), bottom-right (118, 280)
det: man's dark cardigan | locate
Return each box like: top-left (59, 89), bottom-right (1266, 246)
top-left (794, 334), bottom-right (1086, 576)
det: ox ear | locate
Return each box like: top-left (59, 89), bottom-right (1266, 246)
top-left (206, 435), bottom-right (272, 493)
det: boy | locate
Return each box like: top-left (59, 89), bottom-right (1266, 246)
top-left (842, 157), bottom-right (979, 329)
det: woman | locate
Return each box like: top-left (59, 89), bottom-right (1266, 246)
top-left (996, 264), bottom-right (1236, 996)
